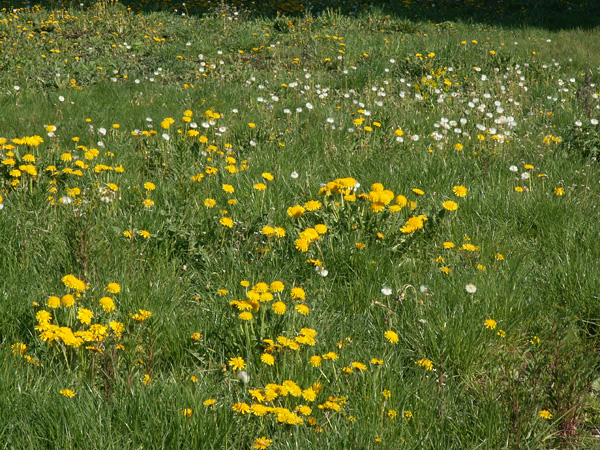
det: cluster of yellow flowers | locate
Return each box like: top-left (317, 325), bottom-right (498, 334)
top-left (0, 139), bottom-right (40, 187)
top-left (229, 281), bottom-right (311, 322)
top-left (34, 276), bottom-right (126, 351)
top-left (318, 177), bottom-right (358, 197)
top-left (233, 381), bottom-right (347, 428)
top-left (542, 135), bottom-right (562, 145)
top-left (294, 223), bottom-right (328, 253)
top-left (366, 183), bottom-right (397, 213)
top-left (18, 275), bottom-right (152, 366)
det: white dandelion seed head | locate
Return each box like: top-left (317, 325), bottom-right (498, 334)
top-left (316, 266), bottom-right (328, 277)
top-left (381, 287), bottom-right (393, 296)
top-left (238, 371), bottom-right (250, 384)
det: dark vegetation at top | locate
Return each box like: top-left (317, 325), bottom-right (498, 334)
top-left (2, 0), bottom-right (600, 30)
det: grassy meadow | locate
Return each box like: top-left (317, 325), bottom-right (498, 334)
top-left (2, 0), bottom-right (600, 448)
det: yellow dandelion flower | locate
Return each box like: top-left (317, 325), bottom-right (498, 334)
top-left (131, 309), bottom-right (152, 322)
top-left (191, 332), bottom-right (202, 341)
top-left (309, 355), bottom-right (322, 367)
top-left (290, 287), bottom-right (305, 300)
top-left (105, 283), bottom-right (121, 294)
top-left (295, 304), bottom-right (310, 315)
top-left (232, 402), bottom-right (250, 414)
top-left (297, 405), bottom-right (312, 416)
top-left (384, 330), bottom-right (399, 343)
top-left (261, 353), bottom-right (275, 365)
top-left (265, 283), bottom-right (283, 296)
top-left (229, 356), bottom-right (246, 371)
top-left (443, 201), bottom-right (458, 211)
top-left (416, 358), bottom-right (433, 371)
top-left (314, 224), bottom-right (328, 235)
top-left (259, 292), bottom-right (273, 302)
top-left (271, 302), bottom-right (287, 316)
top-left (453, 185), bottom-right (468, 197)
top-left (77, 308), bottom-right (93, 325)
top-left (287, 205), bottom-right (305, 218)
top-left (304, 200), bottom-right (322, 211)
top-left (252, 437), bottom-right (273, 449)
top-left (99, 297), bottom-right (115, 313)
top-left (46, 296), bottom-right (61, 309)
top-left (295, 238), bottom-right (309, 252)
top-left (61, 294), bottom-right (75, 307)
top-left (220, 217), bottom-right (234, 228)
top-left (62, 274), bottom-right (86, 292)
top-left (60, 389), bottom-right (76, 398)
top-left (485, 319), bottom-right (497, 330)
top-left (239, 311), bottom-right (253, 321)
top-left (351, 361), bottom-right (367, 371)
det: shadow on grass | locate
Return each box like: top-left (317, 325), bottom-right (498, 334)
top-left (4, 0), bottom-right (600, 30)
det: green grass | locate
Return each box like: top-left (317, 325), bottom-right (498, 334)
top-left (1, 1), bottom-right (600, 449)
